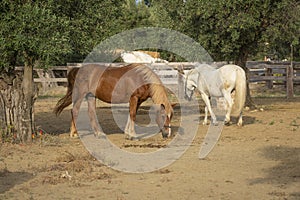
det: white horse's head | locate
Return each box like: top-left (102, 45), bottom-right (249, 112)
top-left (184, 69), bottom-right (199, 101)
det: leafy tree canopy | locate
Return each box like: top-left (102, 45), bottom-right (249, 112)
top-left (146, 0), bottom-right (300, 63)
top-left (0, 0), bottom-right (71, 70)
top-left (1, 0), bottom-right (299, 67)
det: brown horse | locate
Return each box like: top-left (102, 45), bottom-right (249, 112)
top-left (54, 63), bottom-right (174, 139)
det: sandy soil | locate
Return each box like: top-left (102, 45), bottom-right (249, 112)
top-left (0, 84), bottom-right (300, 200)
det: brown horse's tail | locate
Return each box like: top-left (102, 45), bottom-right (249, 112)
top-left (54, 67), bottom-right (80, 116)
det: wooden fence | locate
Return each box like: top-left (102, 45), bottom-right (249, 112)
top-left (22, 61), bottom-right (300, 97)
top-left (246, 61), bottom-right (300, 98)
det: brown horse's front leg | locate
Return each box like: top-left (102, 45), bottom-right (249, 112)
top-left (124, 114), bottom-right (131, 138)
top-left (126, 96), bottom-right (139, 140)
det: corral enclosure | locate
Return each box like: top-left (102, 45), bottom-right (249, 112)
top-left (25, 61), bottom-right (300, 98)
top-left (1, 62), bottom-right (300, 200)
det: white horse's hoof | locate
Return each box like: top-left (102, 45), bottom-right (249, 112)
top-left (212, 122), bottom-right (219, 126)
top-left (224, 121), bottom-right (232, 126)
top-left (98, 135), bottom-right (107, 139)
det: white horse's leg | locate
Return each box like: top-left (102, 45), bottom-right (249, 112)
top-left (237, 112), bottom-right (243, 126)
top-left (201, 93), bottom-right (218, 125)
top-left (223, 90), bottom-right (234, 125)
top-left (203, 106), bottom-right (209, 125)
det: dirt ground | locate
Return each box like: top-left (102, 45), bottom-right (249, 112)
top-left (0, 84), bottom-right (300, 200)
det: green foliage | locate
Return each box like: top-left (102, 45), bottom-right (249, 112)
top-left (143, 0), bottom-right (300, 63)
top-left (148, 0), bottom-right (186, 30)
top-left (121, 0), bottom-right (151, 28)
top-left (182, 0), bottom-right (300, 63)
top-left (51, 0), bottom-right (125, 63)
top-left (262, 1), bottom-right (300, 60)
top-left (0, 0), bottom-right (299, 67)
top-left (0, 0), bottom-right (71, 70)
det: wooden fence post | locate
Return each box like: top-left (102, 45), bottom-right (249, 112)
top-left (35, 69), bottom-right (58, 95)
top-left (286, 62), bottom-right (294, 98)
top-left (177, 64), bottom-right (185, 99)
top-left (287, 45), bottom-right (294, 98)
top-left (266, 67), bottom-right (273, 89)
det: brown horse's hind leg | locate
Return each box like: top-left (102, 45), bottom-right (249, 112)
top-left (70, 92), bottom-right (84, 138)
top-left (70, 110), bottom-right (78, 137)
top-left (87, 94), bottom-right (105, 138)
top-left (70, 100), bottom-right (81, 138)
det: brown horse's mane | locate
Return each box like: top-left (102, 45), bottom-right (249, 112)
top-left (133, 64), bottom-right (173, 114)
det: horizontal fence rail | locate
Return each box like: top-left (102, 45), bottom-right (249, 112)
top-left (16, 61), bottom-right (300, 97)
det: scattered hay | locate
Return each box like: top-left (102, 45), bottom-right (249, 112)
top-left (41, 175), bottom-right (62, 185)
top-left (122, 143), bottom-right (167, 148)
top-left (55, 151), bottom-right (76, 163)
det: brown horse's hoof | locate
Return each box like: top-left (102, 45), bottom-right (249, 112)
top-left (130, 136), bottom-right (140, 141)
top-left (70, 133), bottom-right (79, 138)
top-left (125, 133), bottom-right (139, 141)
top-left (125, 135), bottom-right (139, 141)
top-left (125, 134), bottom-right (130, 140)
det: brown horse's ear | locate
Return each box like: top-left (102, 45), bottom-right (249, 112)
top-left (152, 104), bottom-right (165, 114)
top-left (159, 104), bottom-right (167, 115)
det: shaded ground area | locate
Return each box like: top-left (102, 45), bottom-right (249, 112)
top-left (0, 84), bottom-right (300, 200)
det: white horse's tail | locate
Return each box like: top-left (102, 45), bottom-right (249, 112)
top-left (231, 67), bottom-right (246, 116)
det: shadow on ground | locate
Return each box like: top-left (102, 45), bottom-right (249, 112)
top-left (249, 145), bottom-right (300, 199)
top-left (0, 170), bottom-right (33, 193)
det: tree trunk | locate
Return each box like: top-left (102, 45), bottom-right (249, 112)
top-left (234, 48), bottom-right (256, 109)
top-left (21, 64), bottom-right (35, 143)
top-left (0, 67), bottom-right (35, 143)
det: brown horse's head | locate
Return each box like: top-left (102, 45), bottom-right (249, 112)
top-left (155, 104), bottom-right (174, 138)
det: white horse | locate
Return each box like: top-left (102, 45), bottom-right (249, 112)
top-left (121, 51), bottom-right (168, 63)
top-left (184, 63), bottom-right (246, 126)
